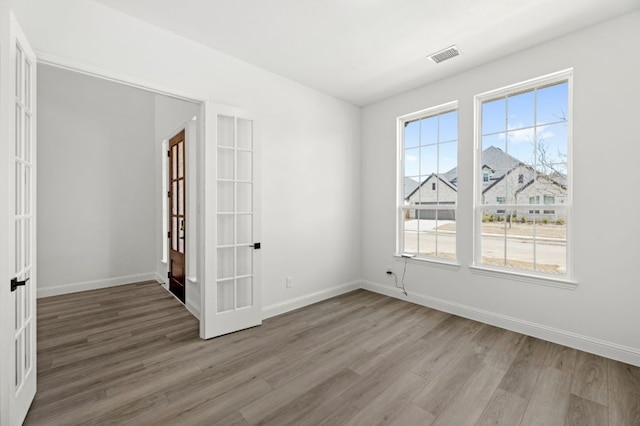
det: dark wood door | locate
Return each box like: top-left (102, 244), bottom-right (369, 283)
top-left (169, 130), bottom-right (186, 303)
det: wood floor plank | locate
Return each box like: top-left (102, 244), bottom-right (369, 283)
top-left (345, 372), bottom-right (427, 426)
top-left (130, 378), bottom-right (272, 426)
top-left (389, 403), bottom-right (436, 426)
top-left (24, 281), bottom-right (640, 425)
top-left (350, 324), bottom-right (430, 376)
top-left (410, 336), bottom-right (459, 382)
top-left (544, 342), bottom-right (577, 374)
top-left (608, 359), bottom-right (640, 426)
top-left (239, 345), bottom-right (365, 424)
top-left (266, 384), bottom-right (360, 425)
top-left (482, 329), bottom-right (527, 372)
top-left (315, 401), bottom-right (361, 426)
top-left (571, 351), bottom-right (608, 406)
top-left (412, 343), bottom-right (487, 417)
top-left (475, 388), bottom-right (528, 426)
top-left (263, 323), bottom-right (369, 389)
top-left (497, 335), bottom-right (550, 399)
top-left (431, 364), bottom-right (505, 426)
top-left (565, 394), bottom-right (608, 426)
top-left (520, 367), bottom-right (573, 426)
top-left (258, 368), bottom-right (359, 425)
top-left (339, 337), bottom-right (433, 410)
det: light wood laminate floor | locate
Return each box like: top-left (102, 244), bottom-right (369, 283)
top-left (25, 281), bottom-right (640, 425)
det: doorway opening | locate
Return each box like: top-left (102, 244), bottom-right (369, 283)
top-left (36, 64), bottom-right (200, 314)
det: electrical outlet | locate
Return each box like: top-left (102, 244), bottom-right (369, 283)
top-left (286, 277), bottom-right (293, 288)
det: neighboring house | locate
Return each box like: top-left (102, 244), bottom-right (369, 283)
top-left (406, 146), bottom-right (567, 221)
top-left (406, 174), bottom-right (457, 220)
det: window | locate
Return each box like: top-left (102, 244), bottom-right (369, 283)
top-left (483, 172), bottom-right (489, 182)
top-left (475, 70), bottom-right (571, 278)
top-left (399, 101), bottom-right (458, 261)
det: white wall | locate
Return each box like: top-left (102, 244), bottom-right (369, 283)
top-left (16, 0), bottom-right (361, 308)
top-left (361, 11), bottom-right (640, 365)
top-left (37, 64), bottom-right (157, 294)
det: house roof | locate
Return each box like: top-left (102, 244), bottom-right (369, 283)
top-left (483, 163), bottom-right (534, 194)
top-left (442, 146), bottom-right (522, 190)
top-left (406, 173), bottom-right (458, 200)
top-left (481, 146), bottom-right (522, 172)
top-left (515, 174), bottom-right (568, 196)
top-left (404, 177), bottom-right (419, 199)
top-left (406, 146), bottom-right (567, 200)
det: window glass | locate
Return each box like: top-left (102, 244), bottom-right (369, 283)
top-left (400, 104), bottom-right (458, 261)
top-left (477, 76), bottom-right (571, 277)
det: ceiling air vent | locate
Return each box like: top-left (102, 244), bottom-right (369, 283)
top-left (427, 45), bottom-right (460, 64)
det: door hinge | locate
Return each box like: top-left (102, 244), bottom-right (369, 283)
top-left (11, 277), bottom-right (29, 292)
top-left (251, 242), bottom-right (261, 250)
top-left (167, 231), bottom-right (170, 238)
top-left (168, 272), bottom-right (171, 278)
top-left (167, 150), bottom-right (170, 158)
top-left (167, 190), bottom-right (170, 198)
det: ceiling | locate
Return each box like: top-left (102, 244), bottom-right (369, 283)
top-left (93, 0), bottom-right (639, 106)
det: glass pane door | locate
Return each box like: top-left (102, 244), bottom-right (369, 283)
top-left (216, 116), bottom-right (254, 312)
top-left (11, 30), bottom-right (36, 420)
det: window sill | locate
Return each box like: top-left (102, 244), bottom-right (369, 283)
top-left (393, 254), bottom-right (461, 271)
top-left (469, 265), bottom-right (577, 289)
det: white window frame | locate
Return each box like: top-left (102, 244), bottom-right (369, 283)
top-left (472, 69), bottom-right (575, 287)
top-left (397, 101), bottom-right (459, 267)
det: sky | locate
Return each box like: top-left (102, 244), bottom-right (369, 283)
top-left (403, 81), bottom-right (568, 181)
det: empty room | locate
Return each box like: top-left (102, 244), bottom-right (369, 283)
top-left (1, 0), bottom-right (639, 425)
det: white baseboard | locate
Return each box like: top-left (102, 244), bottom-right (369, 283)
top-left (262, 280), bottom-right (360, 320)
top-left (155, 272), bottom-right (168, 289)
top-left (185, 301), bottom-right (200, 320)
top-left (361, 280), bottom-right (640, 367)
top-left (37, 273), bottom-right (158, 298)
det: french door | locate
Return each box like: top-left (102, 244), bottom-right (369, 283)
top-left (201, 104), bottom-right (261, 338)
top-left (1, 11), bottom-right (37, 426)
top-left (168, 130), bottom-right (186, 303)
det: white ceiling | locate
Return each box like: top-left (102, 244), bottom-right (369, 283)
top-left (93, 0), bottom-right (639, 106)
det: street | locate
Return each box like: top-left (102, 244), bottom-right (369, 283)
top-left (403, 229), bottom-right (566, 273)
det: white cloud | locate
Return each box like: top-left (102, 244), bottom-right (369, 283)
top-left (498, 127), bottom-right (555, 144)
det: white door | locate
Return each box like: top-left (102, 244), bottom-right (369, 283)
top-left (201, 103), bottom-right (261, 339)
top-left (0, 11), bottom-right (37, 426)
